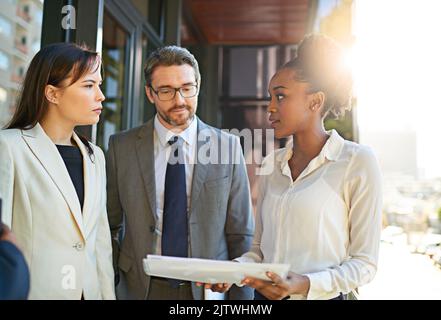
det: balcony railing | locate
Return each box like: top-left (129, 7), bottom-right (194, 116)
top-left (14, 40), bottom-right (28, 54)
top-left (11, 73), bottom-right (24, 84)
top-left (16, 7), bottom-right (31, 23)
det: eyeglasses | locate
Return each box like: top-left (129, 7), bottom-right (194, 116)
top-left (149, 84), bottom-right (198, 101)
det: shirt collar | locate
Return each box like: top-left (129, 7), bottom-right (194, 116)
top-left (277, 129), bottom-right (345, 177)
top-left (322, 129), bottom-right (345, 161)
top-left (154, 114), bottom-right (197, 147)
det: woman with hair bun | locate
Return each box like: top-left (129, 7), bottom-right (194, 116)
top-left (206, 34), bottom-right (382, 300)
top-left (0, 43), bottom-right (115, 299)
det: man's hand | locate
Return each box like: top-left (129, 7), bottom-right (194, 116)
top-left (196, 282), bottom-right (232, 293)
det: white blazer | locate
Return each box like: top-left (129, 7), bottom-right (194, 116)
top-left (0, 123), bottom-right (115, 300)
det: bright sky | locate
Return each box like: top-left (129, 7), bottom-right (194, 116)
top-left (353, 0), bottom-right (441, 178)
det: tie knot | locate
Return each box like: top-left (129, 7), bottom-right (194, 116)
top-left (168, 136), bottom-right (183, 147)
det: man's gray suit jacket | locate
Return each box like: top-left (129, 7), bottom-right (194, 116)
top-left (106, 117), bottom-right (255, 300)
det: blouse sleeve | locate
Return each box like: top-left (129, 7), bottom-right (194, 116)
top-left (234, 155), bottom-right (273, 264)
top-left (304, 146), bottom-right (383, 300)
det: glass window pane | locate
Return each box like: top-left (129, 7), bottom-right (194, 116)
top-left (130, 0), bottom-right (148, 19)
top-left (148, 0), bottom-right (164, 37)
top-left (0, 87), bottom-right (7, 103)
top-left (0, 15), bottom-right (12, 36)
top-left (129, 0), bottom-right (164, 37)
top-left (141, 34), bottom-right (159, 123)
top-left (96, 11), bottom-right (129, 151)
top-left (0, 50), bottom-right (9, 70)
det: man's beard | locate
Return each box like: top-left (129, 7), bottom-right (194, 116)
top-left (157, 105), bottom-right (195, 127)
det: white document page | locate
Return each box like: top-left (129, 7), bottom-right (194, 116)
top-left (143, 255), bottom-right (290, 285)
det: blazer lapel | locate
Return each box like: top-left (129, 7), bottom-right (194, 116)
top-left (135, 120), bottom-right (157, 222)
top-left (72, 132), bottom-right (94, 231)
top-left (188, 119), bottom-right (211, 218)
top-left (21, 124), bottom-right (86, 239)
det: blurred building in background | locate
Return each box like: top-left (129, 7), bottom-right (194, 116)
top-left (0, 0), bottom-right (43, 128)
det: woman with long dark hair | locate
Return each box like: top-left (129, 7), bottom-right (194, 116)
top-left (0, 43), bottom-right (115, 299)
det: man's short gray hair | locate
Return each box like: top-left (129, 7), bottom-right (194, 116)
top-left (144, 45), bottom-right (201, 86)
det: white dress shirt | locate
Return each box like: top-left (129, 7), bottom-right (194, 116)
top-left (153, 115), bottom-right (197, 254)
top-left (236, 129), bottom-right (383, 300)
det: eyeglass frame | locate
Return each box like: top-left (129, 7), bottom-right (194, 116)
top-left (149, 84), bottom-right (199, 101)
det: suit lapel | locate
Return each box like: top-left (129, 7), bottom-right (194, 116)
top-left (21, 124), bottom-right (86, 240)
top-left (135, 118), bottom-right (212, 221)
top-left (72, 132), bottom-right (95, 231)
top-left (189, 119), bottom-right (211, 218)
top-left (135, 120), bottom-right (157, 222)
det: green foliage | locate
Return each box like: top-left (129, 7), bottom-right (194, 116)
top-left (324, 109), bottom-right (355, 141)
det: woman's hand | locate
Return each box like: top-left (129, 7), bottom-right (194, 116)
top-left (196, 282), bottom-right (232, 293)
top-left (0, 224), bottom-right (18, 246)
top-left (242, 271), bottom-right (310, 300)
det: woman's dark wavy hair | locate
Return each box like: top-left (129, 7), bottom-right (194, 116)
top-left (282, 34), bottom-right (353, 119)
top-left (6, 42), bottom-right (101, 156)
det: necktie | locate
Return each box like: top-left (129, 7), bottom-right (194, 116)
top-left (161, 136), bottom-right (188, 288)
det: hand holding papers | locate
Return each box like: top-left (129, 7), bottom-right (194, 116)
top-left (143, 255), bottom-right (290, 285)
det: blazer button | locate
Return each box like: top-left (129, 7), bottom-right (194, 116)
top-left (149, 226), bottom-right (156, 233)
top-left (73, 242), bottom-right (84, 251)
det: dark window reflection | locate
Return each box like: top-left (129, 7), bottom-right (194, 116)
top-left (130, 0), bottom-right (164, 38)
top-left (141, 34), bottom-right (159, 123)
top-left (97, 11), bottom-right (129, 151)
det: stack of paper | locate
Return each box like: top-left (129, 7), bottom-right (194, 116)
top-left (143, 255), bottom-right (290, 285)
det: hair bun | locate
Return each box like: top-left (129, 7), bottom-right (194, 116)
top-left (287, 34), bottom-right (353, 119)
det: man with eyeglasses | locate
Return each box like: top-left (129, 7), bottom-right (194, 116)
top-left (106, 46), bottom-right (254, 300)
